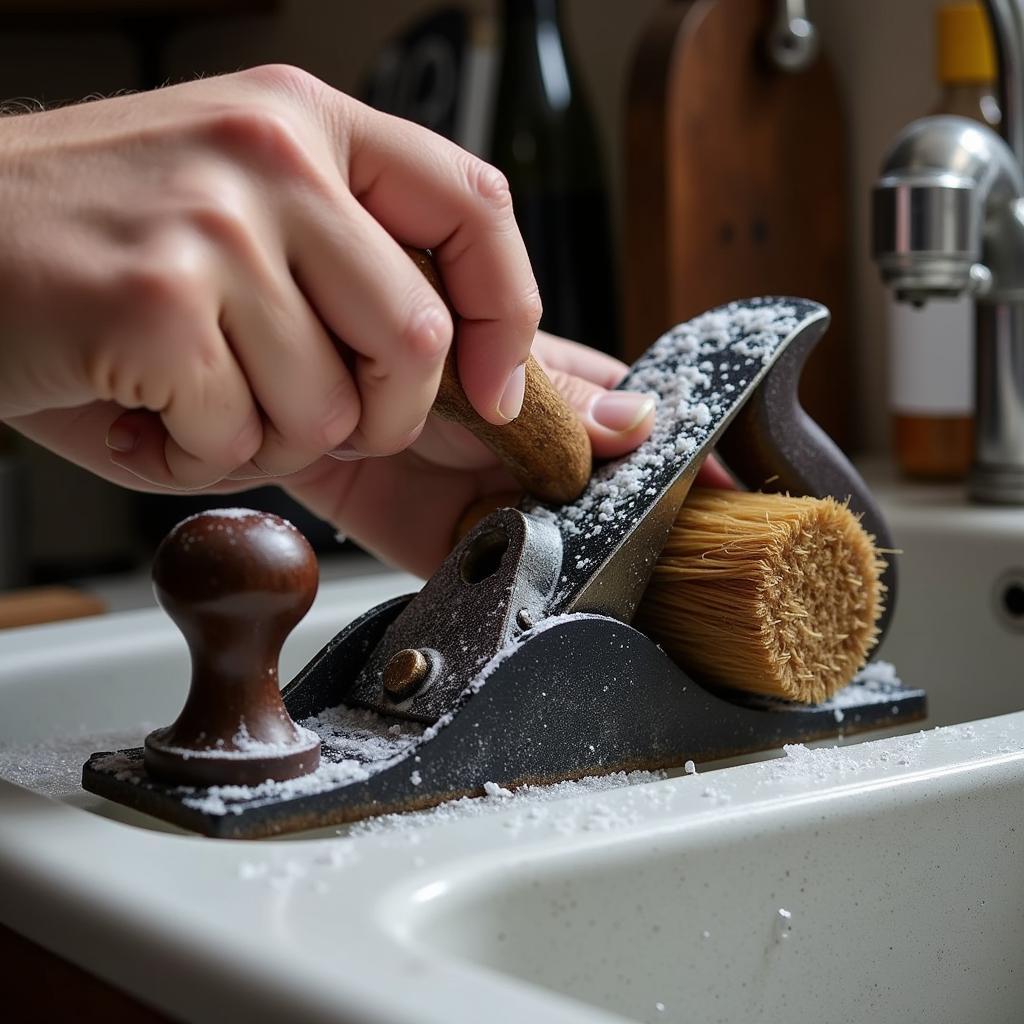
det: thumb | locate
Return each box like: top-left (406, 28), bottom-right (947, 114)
top-left (544, 369), bottom-right (656, 459)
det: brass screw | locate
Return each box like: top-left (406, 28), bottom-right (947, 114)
top-left (383, 648), bottom-right (430, 701)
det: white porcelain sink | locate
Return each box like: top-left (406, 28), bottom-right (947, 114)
top-left (401, 720), bottom-right (1024, 1024)
top-left (866, 468), bottom-right (1024, 727)
top-left (0, 476), bottom-right (1021, 1024)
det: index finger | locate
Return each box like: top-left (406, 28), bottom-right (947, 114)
top-left (344, 104), bottom-right (541, 425)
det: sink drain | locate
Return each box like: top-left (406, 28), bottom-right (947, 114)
top-left (995, 569), bottom-right (1024, 633)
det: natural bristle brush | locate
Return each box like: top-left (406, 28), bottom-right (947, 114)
top-left (637, 488), bottom-right (886, 705)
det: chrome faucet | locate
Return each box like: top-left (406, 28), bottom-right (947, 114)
top-left (872, 0), bottom-right (1024, 504)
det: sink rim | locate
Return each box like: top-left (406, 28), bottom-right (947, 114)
top-left (2, 707), bottom-right (1022, 1024)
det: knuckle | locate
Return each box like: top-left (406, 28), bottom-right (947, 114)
top-left (464, 156), bottom-right (513, 214)
top-left (119, 254), bottom-right (206, 322)
top-left (514, 282), bottom-right (544, 330)
top-left (199, 105), bottom-right (322, 186)
top-left (186, 189), bottom-right (251, 254)
top-left (240, 63), bottom-right (324, 101)
top-left (83, 345), bottom-right (126, 405)
top-left (226, 413), bottom-right (264, 465)
top-left (546, 369), bottom-right (597, 413)
top-left (399, 301), bottom-right (453, 361)
top-left (318, 377), bottom-right (360, 448)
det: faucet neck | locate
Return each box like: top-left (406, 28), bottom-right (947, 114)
top-left (987, 0), bottom-right (1024, 162)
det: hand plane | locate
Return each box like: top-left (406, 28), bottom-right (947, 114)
top-left (83, 296), bottom-right (924, 838)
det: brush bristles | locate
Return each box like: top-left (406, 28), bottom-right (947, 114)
top-left (635, 488), bottom-right (886, 704)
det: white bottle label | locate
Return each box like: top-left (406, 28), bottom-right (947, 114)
top-left (888, 297), bottom-right (973, 415)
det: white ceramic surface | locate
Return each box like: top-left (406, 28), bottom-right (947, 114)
top-left (0, 480), bottom-right (1021, 1024)
top-left (866, 467), bottom-right (1024, 727)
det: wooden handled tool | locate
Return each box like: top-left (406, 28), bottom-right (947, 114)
top-left (405, 248), bottom-right (592, 505)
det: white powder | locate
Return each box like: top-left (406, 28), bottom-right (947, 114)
top-left (74, 702), bottom-right (426, 817)
top-left (344, 770), bottom-right (669, 841)
top-left (483, 781), bottom-right (513, 798)
top-left (195, 507), bottom-right (263, 521)
top-left (525, 300), bottom-right (804, 605)
top-left (168, 508), bottom-right (299, 551)
top-left (0, 725), bottom-right (155, 800)
top-left (173, 704), bottom-right (424, 815)
top-left (303, 704), bottom-right (424, 761)
top-left (757, 729), bottom-right (931, 785)
top-left (151, 722), bottom-right (321, 760)
top-left (825, 661), bottom-right (907, 709)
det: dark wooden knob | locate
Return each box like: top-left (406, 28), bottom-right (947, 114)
top-left (143, 509), bottom-right (321, 787)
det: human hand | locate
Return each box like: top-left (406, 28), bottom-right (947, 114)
top-left (0, 64), bottom-right (545, 486)
top-left (11, 328), bottom-right (657, 576)
top-left (279, 330), bottom-right (658, 574)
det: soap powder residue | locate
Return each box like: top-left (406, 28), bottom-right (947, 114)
top-left (76, 705), bottom-right (424, 816)
top-left (0, 725), bottom-right (156, 801)
top-left (527, 301), bottom-right (805, 599)
top-left (165, 705), bottom-right (425, 816)
top-left (0, 654), bottom-right (923, 815)
top-left (346, 769), bottom-right (672, 841)
top-left (233, 770), bottom-right (672, 892)
top-left (151, 720), bottom-right (321, 761)
top-left (756, 737), bottom-right (927, 784)
top-left (828, 660), bottom-right (905, 708)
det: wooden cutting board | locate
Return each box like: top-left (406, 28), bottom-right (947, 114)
top-left (623, 0), bottom-right (852, 447)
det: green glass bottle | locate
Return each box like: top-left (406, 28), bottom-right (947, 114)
top-left (490, 0), bottom-right (619, 355)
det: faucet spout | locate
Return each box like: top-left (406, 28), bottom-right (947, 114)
top-left (872, 46), bottom-right (1024, 503)
top-left (873, 116), bottom-right (1024, 304)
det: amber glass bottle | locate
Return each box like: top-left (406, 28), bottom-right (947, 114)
top-left (889, 2), bottom-right (999, 479)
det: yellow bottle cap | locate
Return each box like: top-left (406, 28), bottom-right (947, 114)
top-left (938, 2), bottom-right (996, 83)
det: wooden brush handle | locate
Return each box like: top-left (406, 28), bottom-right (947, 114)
top-left (406, 248), bottom-right (592, 504)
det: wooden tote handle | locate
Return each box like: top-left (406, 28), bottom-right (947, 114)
top-left (405, 248), bottom-right (592, 504)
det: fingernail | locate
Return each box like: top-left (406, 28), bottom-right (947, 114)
top-left (590, 392), bottom-right (657, 433)
top-left (327, 444), bottom-right (367, 462)
top-left (498, 362), bottom-right (526, 422)
top-left (105, 421), bottom-right (139, 453)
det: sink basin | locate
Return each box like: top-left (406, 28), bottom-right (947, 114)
top-left (865, 468), bottom-right (1024, 727)
top-left (402, 722), bottom-right (1024, 1024)
top-left (0, 474), bottom-right (1021, 1023)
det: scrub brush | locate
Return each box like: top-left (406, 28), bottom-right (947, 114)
top-left (456, 486), bottom-right (885, 704)
top-left (635, 487), bottom-right (885, 704)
